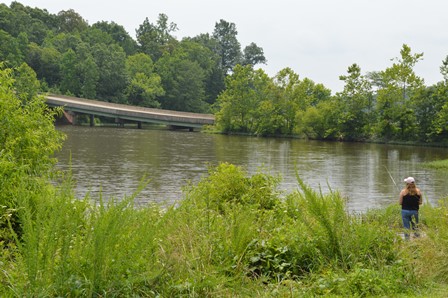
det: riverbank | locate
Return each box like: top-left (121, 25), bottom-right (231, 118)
top-left (2, 163), bottom-right (448, 296)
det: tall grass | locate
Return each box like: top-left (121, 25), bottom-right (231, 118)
top-left (2, 162), bottom-right (448, 296)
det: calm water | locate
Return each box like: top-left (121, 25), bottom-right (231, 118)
top-left (55, 125), bottom-right (448, 212)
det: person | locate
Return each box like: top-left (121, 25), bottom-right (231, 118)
top-left (399, 177), bottom-right (423, 240)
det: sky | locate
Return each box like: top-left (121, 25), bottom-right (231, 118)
top-left (4, 0), bottom-right (448, 93)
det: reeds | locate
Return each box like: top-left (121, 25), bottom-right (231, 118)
top-left (2, 162), bottom-right (447, 296)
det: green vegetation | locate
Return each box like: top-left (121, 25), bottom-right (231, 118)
top-left (1, 65), bottom-right (448, 296)
top-left (2, 4), bottom-right (448, 295)
top-left (215, 47), bottom-right (448, 144)
top-left (0, 2), bottom-right (265, 113)
top-left (422, 159), bottom-right (448, 170)
top-left (2, 2), bottom-right (448, 144)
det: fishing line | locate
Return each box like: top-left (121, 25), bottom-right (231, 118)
top-left (384, 166), bottom-right (400, 192)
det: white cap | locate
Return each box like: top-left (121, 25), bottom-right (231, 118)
top-left (404, 177), bottom-right (415, 184)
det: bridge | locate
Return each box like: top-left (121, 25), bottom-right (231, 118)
top-left (45, 94), bottom-right (215, 130)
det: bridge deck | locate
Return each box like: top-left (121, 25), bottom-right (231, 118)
top-left (46, 94), bottom-right (215, 128)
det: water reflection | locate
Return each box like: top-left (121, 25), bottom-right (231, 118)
top-left (56, 126), bottom-right (448, 212)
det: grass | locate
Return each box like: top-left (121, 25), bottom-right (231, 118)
top-left (1, 163), bottom-right (448, 296)
top-left (422, 158), bottom-right (448, 170)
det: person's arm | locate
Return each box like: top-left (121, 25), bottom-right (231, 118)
top-left (399, 190), bottom-right (404, 205)
top-left (418, 189), bottom-right (423, 205)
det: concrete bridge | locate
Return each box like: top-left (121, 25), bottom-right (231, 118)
top-left (45, 94), bottom-right (215, 130)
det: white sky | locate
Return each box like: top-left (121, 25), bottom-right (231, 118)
top-left (4, 0), bottom-right (448, 92)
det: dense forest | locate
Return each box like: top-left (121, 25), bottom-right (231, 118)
top-left (1, 1), bottom-right (448, 143)
top-left (0, 1), bottom-right (266, 112)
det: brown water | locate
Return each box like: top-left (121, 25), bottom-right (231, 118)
top-left (55, 125), bottom-right (448, 212)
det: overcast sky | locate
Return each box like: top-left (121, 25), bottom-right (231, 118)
top-left (4, 0), bottom-right (448, 92)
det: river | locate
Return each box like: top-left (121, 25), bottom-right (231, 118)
top-left (55, 125), bottom-right (448, 212)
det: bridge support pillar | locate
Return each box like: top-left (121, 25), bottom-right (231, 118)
top-left (137, 121), bottom-right (142, 129)
top-left (89, 114), bottom-right (95, 127)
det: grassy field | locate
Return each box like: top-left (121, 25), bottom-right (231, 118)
top-left (2, 162), bottom-right (448, 297)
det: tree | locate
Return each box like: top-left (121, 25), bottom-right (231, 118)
top-left (242, 42), bottom-right (267, 66)
top-left (26, 43), bottom-right (61, 87)
top-left (59, 48), bottom-right (80, 94)
top-left (441, 55), bottom-right (448, 83)
top-left (136, 13), bottom-right (178, 61)
top-left (336, 63), bottom-right (374, 140)
top-left (428, 57), bottom-right (448, 141)
top-left (187, 33), bottom-right (225, 104)
top-left (212, 19), bottom-right (241, 74)
top-left (374, 44), bottom-right (424, 140)
top-left (92, 21), bottom-right (137, 55)
top-left (0, 63), bottom-right (64, 206)
top-left (12, 62), bottom-right (41, 102)
top-left (91, 43), bottom-right (127, 102)
top-left (215, 65), bottom-right (273, 133)
top-left (273, 68), bottom-right (301, 134)
top-left (0, 29), bottom-right (23, 67)
top-left (297, 99), bottom-right (340, 140)
top-left (57, 9), bottom-right (88, 33)
top-left (75, 43), bottom-right (99, 99)
top-left (156, 50), bottom-right (208, 112)
top-left (125, 53), bottom-right (164, 107)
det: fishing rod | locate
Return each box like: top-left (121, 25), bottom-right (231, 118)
top-left (384, 166), bottom-right (400, 192)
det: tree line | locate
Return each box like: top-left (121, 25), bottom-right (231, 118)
top-left (1, 2), bottom-right (448, 143)
top-left (216, 46), bottom-right (448, 143)
top-left (0, 1), bottom-right (266, 113)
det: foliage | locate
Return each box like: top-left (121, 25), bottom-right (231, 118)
top-left (422, 158), bottom-right (448, 170)
top-left (0, 64), bottom-right (64, 257)
top-left (136, 13), bottom-right (178, 62)
top-left (242, 42), bottom-right (267, 67)
top-left (336, 63), bottom-right (374, 140)
top-left (125, 53), bottom-right (164, 107)
top-left (215, 65), bottom-right (277, 134)
top-left (4, 2), bottom-right (448, 142)
top-left (2, 152), bottom-right (448, 296)
top-left (213, 19), bottom-right (241, 75)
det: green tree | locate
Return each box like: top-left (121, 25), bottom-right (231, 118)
top-left (0, 29), bottom-right (23, 67)
top-left (43, 32), bottom-right (83, 54)
top-left (4, 2), bottom-right (56, 45)
top-left (56, 9), bottom-right (88, 33)
top-left (297, 99), bottom-right (339, 140)
top-left (59, 48), bottom-right (79, 94)
top-left (213, 19), bottom-right (241, 74)
top-left (0, 63), bottom-right (64, 209)
top-left (12, 62), bottom-right (41, 102)
top-left (273, 68), bottom-right (301, 134)
top-left (156, 50), bottom-right (207, 112)
top-left (336, 63), bottom-right (374, 140)
top-left (187, 33), bottom-right (225, 105)
top-left (26, 43), bottom-right (61, 87)
top-left (414, 85), bottom-right (446, 142)
top-left (441, 55), bottom-right (448, 83)
top-left (92, 21), bottom-right (138, 55)
top-left (429, 56), bottom-right (448, 141)
top-left (75, 43), bottom-right (99, 98)
top-left (242, 42), bottom-right (267, 66)
top-left (125, 53), bottom-right (164, 107)
top-left (215, 65), bottom-right (272, 133)
top-left (126, 53), bottom-right (155, 77)
top-left (136, 13), bottom-right (178, 61)
top-left (91, 43), bottom-right (127, 102)
top-left (81, 27), bottom-right (115, 46)
top-left (374, 44), bottom-right (424, 140)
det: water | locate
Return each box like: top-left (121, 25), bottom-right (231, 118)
top-left (55, 125), bottom-right (448, 212)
